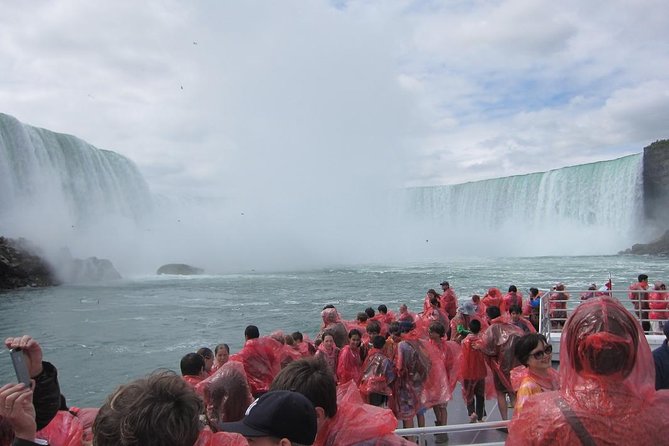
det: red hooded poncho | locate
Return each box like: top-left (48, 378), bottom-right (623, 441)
top-left (476, 315), bottom-right (524, 393)
top-left (229, 337), bottom-right (281, 397)
top-left (337, 344), bottom-right (363, 385)
top-left (195, 361), bottom-right (253, 426)
top-left (507, 296), bottom-right (669, 445)
top-left (314, 381), bottom-right (416, 446)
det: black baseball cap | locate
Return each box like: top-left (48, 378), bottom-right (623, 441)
top-left (440, 281), bottom-right (450, 286)
top-left (220, 390), bottom-right (317, 443)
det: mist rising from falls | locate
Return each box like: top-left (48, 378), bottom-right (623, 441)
top-left (400, 155), bottom-right (645, 257)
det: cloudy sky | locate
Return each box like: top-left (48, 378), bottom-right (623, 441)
top-left (2, 0), bottom-right (669, 199)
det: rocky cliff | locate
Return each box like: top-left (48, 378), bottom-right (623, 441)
top-left (619, 230), bottom-right (669, 256)
top-left (0, 237), bottom-right (59, 289)
top-left (643, 139), bottom-right (669, 225)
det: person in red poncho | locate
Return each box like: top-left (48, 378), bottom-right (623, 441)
top-left (549, 282), bottom-right (570, 329)
top-left (629, 273), bottom-right (651, 333)
top-left (460, 319), bottom-right (487, 423)
top-left (481, 288), bottom-right (503, 317)
top-left (439, 281), bottom-right (458, 320)
top-left (181, 352), bottom-right (209, 388)
top-left (229, 325), bottom-right (281, 398)
top-left (649, 281), bottom-right (667, 335)
top-left (195, 361), bottom-right (254, 432)
top-left (315, 331), bottom-right (340, 375)
top-left (507, 296), bottom-right (669, 445)
top-left (392, 323), bottom-right (431, 438)
top-left (427, 321), bottom-right (459, 444)
top-left (270, 357), bottom-right (416, 446)
top-left (510, 333), bottom-right (559, 415)
top-left (337, 329), bottom-right (363, 385)
top-left (318, 306), bottom-right (349, 349)
top-left (502, 285), bottom-right (523, 314)
top-left (475, 305), bottom-right (524, 421)
top-left (509, 305), bottom-right (536, 335)
top-left (360, 336), bottom-right (395, 407)
top-left (212, 344), bottom-right (230, 374)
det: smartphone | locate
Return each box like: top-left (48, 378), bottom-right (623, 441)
top-left (9, 348), bottom-right (31, 386)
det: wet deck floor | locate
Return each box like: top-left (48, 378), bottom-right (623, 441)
top-left (395, 382), bottom-right (510, 445)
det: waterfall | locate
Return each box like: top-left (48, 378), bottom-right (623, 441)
top-left (401, 155), bottom-right (645, 255)
top-left (0, 113), bottom-right (153, 251)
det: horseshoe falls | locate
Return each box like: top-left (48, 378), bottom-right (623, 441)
top-left (400, 155), bottom-right (646, 257)
top-left (0, 113), bottom-right (153, 259)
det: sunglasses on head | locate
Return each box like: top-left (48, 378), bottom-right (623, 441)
top-left (531, 344), bottom-right (553, 360)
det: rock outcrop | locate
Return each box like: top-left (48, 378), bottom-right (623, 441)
top-left (643, 139), bottom-right (669, 225)
top-left (0, 237), bottom-right (60, 289)
top-left (619, 230), bottom-right (669, 256)
top-left (54, 249), bottom-right (122, 283)
top-left (157, 263), bottom-right (204, 275)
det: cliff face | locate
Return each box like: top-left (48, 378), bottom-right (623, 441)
top-left (619, 230), bottom-right (669, 256)
top-left (0, 237), bottom-right (59, 289)
top-left (643, 139), bottom-right (669, 225)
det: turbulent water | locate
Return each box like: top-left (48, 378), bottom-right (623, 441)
top-left (1, 256), bottom-right (667, 407)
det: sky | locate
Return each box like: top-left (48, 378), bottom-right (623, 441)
top-left (1, 0), bottom-right (668, 199)
top-left (1, 1), bottom-right (669, 269)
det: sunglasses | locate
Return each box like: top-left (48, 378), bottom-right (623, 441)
top-left (530, 345), bottom-right (553, 360)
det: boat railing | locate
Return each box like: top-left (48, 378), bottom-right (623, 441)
top-left (539, 289), bottom-right (669, 339)
top-left (395, 419), bottom-right (509, 446)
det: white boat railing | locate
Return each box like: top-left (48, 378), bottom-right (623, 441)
top-left (395, 419), bottom-right (509, 446)
top-left (539, 288), bottom-right (669, 338)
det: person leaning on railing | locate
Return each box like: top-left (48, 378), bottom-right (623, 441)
top-left (629, 274), bottom-right (651, 332)
top-left (649, 281), bottom-right (668, 335)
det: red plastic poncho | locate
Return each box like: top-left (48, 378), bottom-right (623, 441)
top-left (314, 381), bottom-right (416, 446)
top-left (476, 316), bottom-right (523, 393)
top-left (482, 288), bottom-right (503, 313)
top-left (440, 288), bottom-right (459, 319)
top-left (229, 337), bottom-right (281, 397)
top-left (320, 308), bottom-right (350, 348)
top-left (391, 337), bottom-right (431, 420)
top-left (549, 288), bottom-right (570, 320)
top-left (195, 361), bottom-right (253, 425)
top-left (67, 407), bottom-right (98, 444)
top-left (337, 345), bottom-right (363, 385)
top-left (422, 339), bottom-right (455, 407)
top-left (502, 291), bottom-right (523, 313)
top-left (35, 411), bottom-right (83, 446)
top-left (649, 282), bottom-right (668, 320)
top-left (359, 348), bottom-right (395, 398)
top-left (315, 342), bottom-right (340, 375)
top-left (507, 296), bottom-right (669, 445)
top-left (459, 332), bottom-right (494, 403)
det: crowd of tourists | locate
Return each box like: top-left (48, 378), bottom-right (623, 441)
top-left (1, 277), bottom-right (669, 446)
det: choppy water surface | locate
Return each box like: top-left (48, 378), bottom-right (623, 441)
top-left (1, 255), bottom-right (667, 406)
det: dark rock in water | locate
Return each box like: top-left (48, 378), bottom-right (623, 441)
top-left (56, 251), bottom-right (122, 283)
top-left (619, 230), bottom-right (669, 256)
top-left (0, 237), bottom-right (60, 289)
top-left (157, 263), bottom-right (204, 275)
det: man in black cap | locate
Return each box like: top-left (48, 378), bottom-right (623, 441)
top-left (221, 390), bottom-right (317, 446)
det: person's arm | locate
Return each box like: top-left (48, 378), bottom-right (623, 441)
top-left (5, 336), bottom-right (61, 430)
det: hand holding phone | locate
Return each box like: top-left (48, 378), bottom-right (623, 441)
top-left (9, 349), bottom-right (32, 387)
